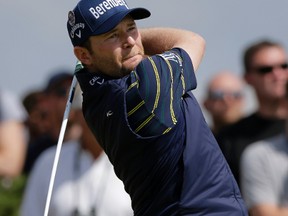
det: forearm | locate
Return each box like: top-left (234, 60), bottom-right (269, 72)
top-left (140, 27), bottom-right (179, 55)
top-left (250, 205), bottom-right (288, 216)
top-left (0, 121), bottom-right (26, 177)
top-left (140, 27), bottom-right (205, 71)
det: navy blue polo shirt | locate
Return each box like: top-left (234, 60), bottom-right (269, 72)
top-left (76, 48), bottom-right (248, 216)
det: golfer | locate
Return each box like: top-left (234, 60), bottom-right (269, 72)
top-left (67, 0), bottom-right (248, 215)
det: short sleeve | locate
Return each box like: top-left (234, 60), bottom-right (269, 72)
top-left (125, 48), bottom-right (196, 136)
top-left (240, 142), bottom-right (278, 208)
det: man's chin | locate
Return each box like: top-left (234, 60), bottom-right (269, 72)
top-left (123, 55), bottom-right (143, 69)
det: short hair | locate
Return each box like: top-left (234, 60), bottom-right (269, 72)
top-left (22, 90), bottom-right (44, 114)
top-left (243, 40), bottom-right (284, 73)
top-left (81, 39), bottom-right (93, 54)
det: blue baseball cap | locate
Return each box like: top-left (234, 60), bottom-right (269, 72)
top-left (67, 0), bottom-right (151, 46)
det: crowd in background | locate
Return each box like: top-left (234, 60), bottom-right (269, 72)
top-left (205, 39), bottom-right (288, 216)
top-left (0, 38), bottom-right (287, 216)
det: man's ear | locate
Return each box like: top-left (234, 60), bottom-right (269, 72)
top-left (244, 73), bottom-right (253, 85)
top-left (74, 47), bottom-right (91, 65)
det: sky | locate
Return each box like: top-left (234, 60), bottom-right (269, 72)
top-left (1, 0), bottom-right (288, 122)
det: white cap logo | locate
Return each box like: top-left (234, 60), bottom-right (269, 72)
top-left (68, 11), bottom-right (76, 26)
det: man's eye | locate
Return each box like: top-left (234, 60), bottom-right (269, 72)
top-left (128, 26), bottom-right (136, 32)
top-left (109, 33), bottom-right (118, 39)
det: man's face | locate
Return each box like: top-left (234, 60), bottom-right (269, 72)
top-left (246, 46), bottom-right (288, 100)
top-left (29, 96), bottom-right (52, 135)
top-left (46, 79), bottom-right (74, 135)
top-left (86, 16), bottom-right (145, 77)
top-left (204, 76), bottom-right (244, 124)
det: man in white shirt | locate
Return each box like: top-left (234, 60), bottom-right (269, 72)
top-left (240, 82), bottom-right (288, 216)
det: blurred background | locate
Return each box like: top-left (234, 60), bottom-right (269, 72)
top-left (1, 0), bottom-right (288, 123)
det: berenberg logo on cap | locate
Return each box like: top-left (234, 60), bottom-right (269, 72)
top-left (68, 0), bottom-right (129, 41)
top-left (89, 0), bottom-right (128, 19)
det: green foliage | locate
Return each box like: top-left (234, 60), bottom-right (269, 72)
top-left (0, 175), bottom-right (27, 216)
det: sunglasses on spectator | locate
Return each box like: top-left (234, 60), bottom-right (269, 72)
top-left (208, 90), bottom-right (243, 100)
top-left (253, 62), bottom-right (288, 75)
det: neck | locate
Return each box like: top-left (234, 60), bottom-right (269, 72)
top-left (211, 122), bottom-right (225, 135)
top-left (258, 98), bottom-right (287, 119)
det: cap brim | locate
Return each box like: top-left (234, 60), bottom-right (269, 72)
top-left (93, 8), bottom-right (150, 35)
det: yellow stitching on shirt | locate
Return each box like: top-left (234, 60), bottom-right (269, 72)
top-left (127, 100), bottom-right (145, 116)
top-left (135, 113), bottom-right (155, 132)
top-left (148, 57), bottom-right (160, 112)
top-left (163, 127), bottom-right (172, 134)
top-left (180, 69), bottom-right (185, 95)
top-left (127, 80), bottom-right (139, 92)
top-left (164, 59), bottom-right (177, 125)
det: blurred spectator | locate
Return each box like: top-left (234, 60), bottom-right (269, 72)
top-left (0, 89), bottom-right (27, 216)
top-left (20, 86), bottom-right (133, 216)
top-left (43, 71), bottom-right (80, 142)
top-left (216, 39), bottom-right (288, 188)
top-left (240, 82), bottom-right (288, 216)
top-left (22, 90), bottom-right (51, 141)
top-left (203, 70), bottom-right (245, 135)
top-left (21, 71), bottom-right (80, 175)
top-left (22, 89), bottom-right (54, 174)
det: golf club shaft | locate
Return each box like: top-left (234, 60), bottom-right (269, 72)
top-left (43, 74), bottom-right (78, 216)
